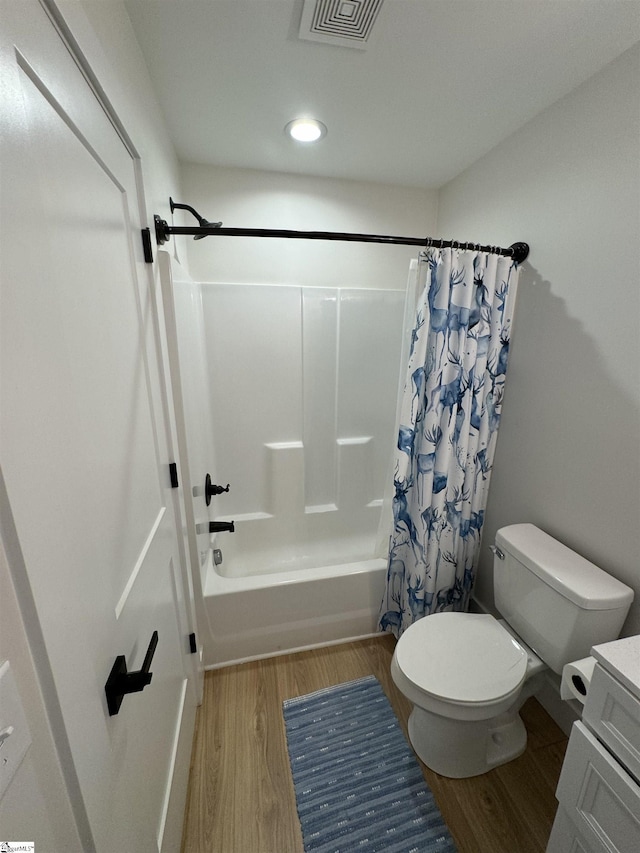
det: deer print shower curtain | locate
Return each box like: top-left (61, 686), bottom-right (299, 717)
top-left (379, 247), bottom-right (521, 638)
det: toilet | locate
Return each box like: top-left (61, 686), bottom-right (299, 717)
top-left (391, 523), bottom-right (634, 778)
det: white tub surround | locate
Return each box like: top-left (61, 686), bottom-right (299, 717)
top-left (202, 283), bottom-right (404, 538)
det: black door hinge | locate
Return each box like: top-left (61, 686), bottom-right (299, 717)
top-left (188, 632), bottom-right (197, 654)
top-left (141, 228), bottom-right (153, 263)
top-left (169, 462), bottom-right (179, 489)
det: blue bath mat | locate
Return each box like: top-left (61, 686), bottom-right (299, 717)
top-left (283, 675), bottom-right (457, 853)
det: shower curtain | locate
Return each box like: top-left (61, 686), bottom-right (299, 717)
top-left (379, 247), bottom-right (521, 637)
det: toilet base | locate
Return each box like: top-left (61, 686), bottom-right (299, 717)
top-left (408, 704), bottom-right (527, 778)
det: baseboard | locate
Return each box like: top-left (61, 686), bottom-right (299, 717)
top-left (469, 596), bottom-right (490, 614)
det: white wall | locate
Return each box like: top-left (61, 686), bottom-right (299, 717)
top-left (437, 44), bottom-right (640, 636)
top-left (181, 163), bottom-right (438, 288)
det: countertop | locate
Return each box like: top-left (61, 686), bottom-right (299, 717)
top-left (591, 634), bottom-right (640, 701)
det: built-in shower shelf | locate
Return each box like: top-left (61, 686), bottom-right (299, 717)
top-left (305, 503), bottom-right (338, 515)
top-left (216, 511), bottom-right (273, 523)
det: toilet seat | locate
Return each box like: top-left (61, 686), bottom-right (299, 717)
top-left (395, 612), bottom-right (528, 706)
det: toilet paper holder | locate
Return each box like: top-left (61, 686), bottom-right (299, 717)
top-left (560, 656), bottom-right (596, 704)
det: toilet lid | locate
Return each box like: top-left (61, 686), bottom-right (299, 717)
top-left (395, 613), bottom-right (528, 704)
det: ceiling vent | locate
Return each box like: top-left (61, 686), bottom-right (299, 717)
top-left (299, 0), bottom-right (385, 50)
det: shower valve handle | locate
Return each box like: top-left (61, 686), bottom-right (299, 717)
top-left (205, 473), bottom-right (230, 505)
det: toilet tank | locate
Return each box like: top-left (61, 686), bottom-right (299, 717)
top-left (493, 524), bottom-right (633, 674)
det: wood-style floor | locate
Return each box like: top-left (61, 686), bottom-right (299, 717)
top-left (181, 635), bottom-right (567, 853)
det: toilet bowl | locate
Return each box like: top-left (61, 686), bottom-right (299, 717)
top-left (391, 612), bottom-right (545, 777)
top-left (390, 524), bottom-right (634, 778)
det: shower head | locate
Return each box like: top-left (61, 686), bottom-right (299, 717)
top-left (169, 198), bottom-right (222, 239)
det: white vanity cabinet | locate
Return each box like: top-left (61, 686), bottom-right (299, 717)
top-left (547, 635), bottom-right (640, 853)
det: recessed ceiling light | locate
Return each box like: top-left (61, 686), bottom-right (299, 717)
top-left (285, 118), bottom-right (327, 143)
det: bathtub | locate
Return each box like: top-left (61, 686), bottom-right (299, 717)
top-left (202, 548), bottom-right (387, 668)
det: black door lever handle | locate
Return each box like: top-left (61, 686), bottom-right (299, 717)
top-left (105, 630), bottom-right (158, 716)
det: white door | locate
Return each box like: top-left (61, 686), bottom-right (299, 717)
top-left (0, 2), bottom-right (197, 850)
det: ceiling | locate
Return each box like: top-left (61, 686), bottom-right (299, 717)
top-left (125, 0), bottom-right (640, 188)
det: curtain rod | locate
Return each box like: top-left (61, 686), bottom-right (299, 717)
top-left (153, 200), bottom-right (530, 263)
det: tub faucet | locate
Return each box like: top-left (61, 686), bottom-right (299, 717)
top-left (208, 521), bottom-right (235, 533)
top-left (196, 520), bottom-right (235, 534)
